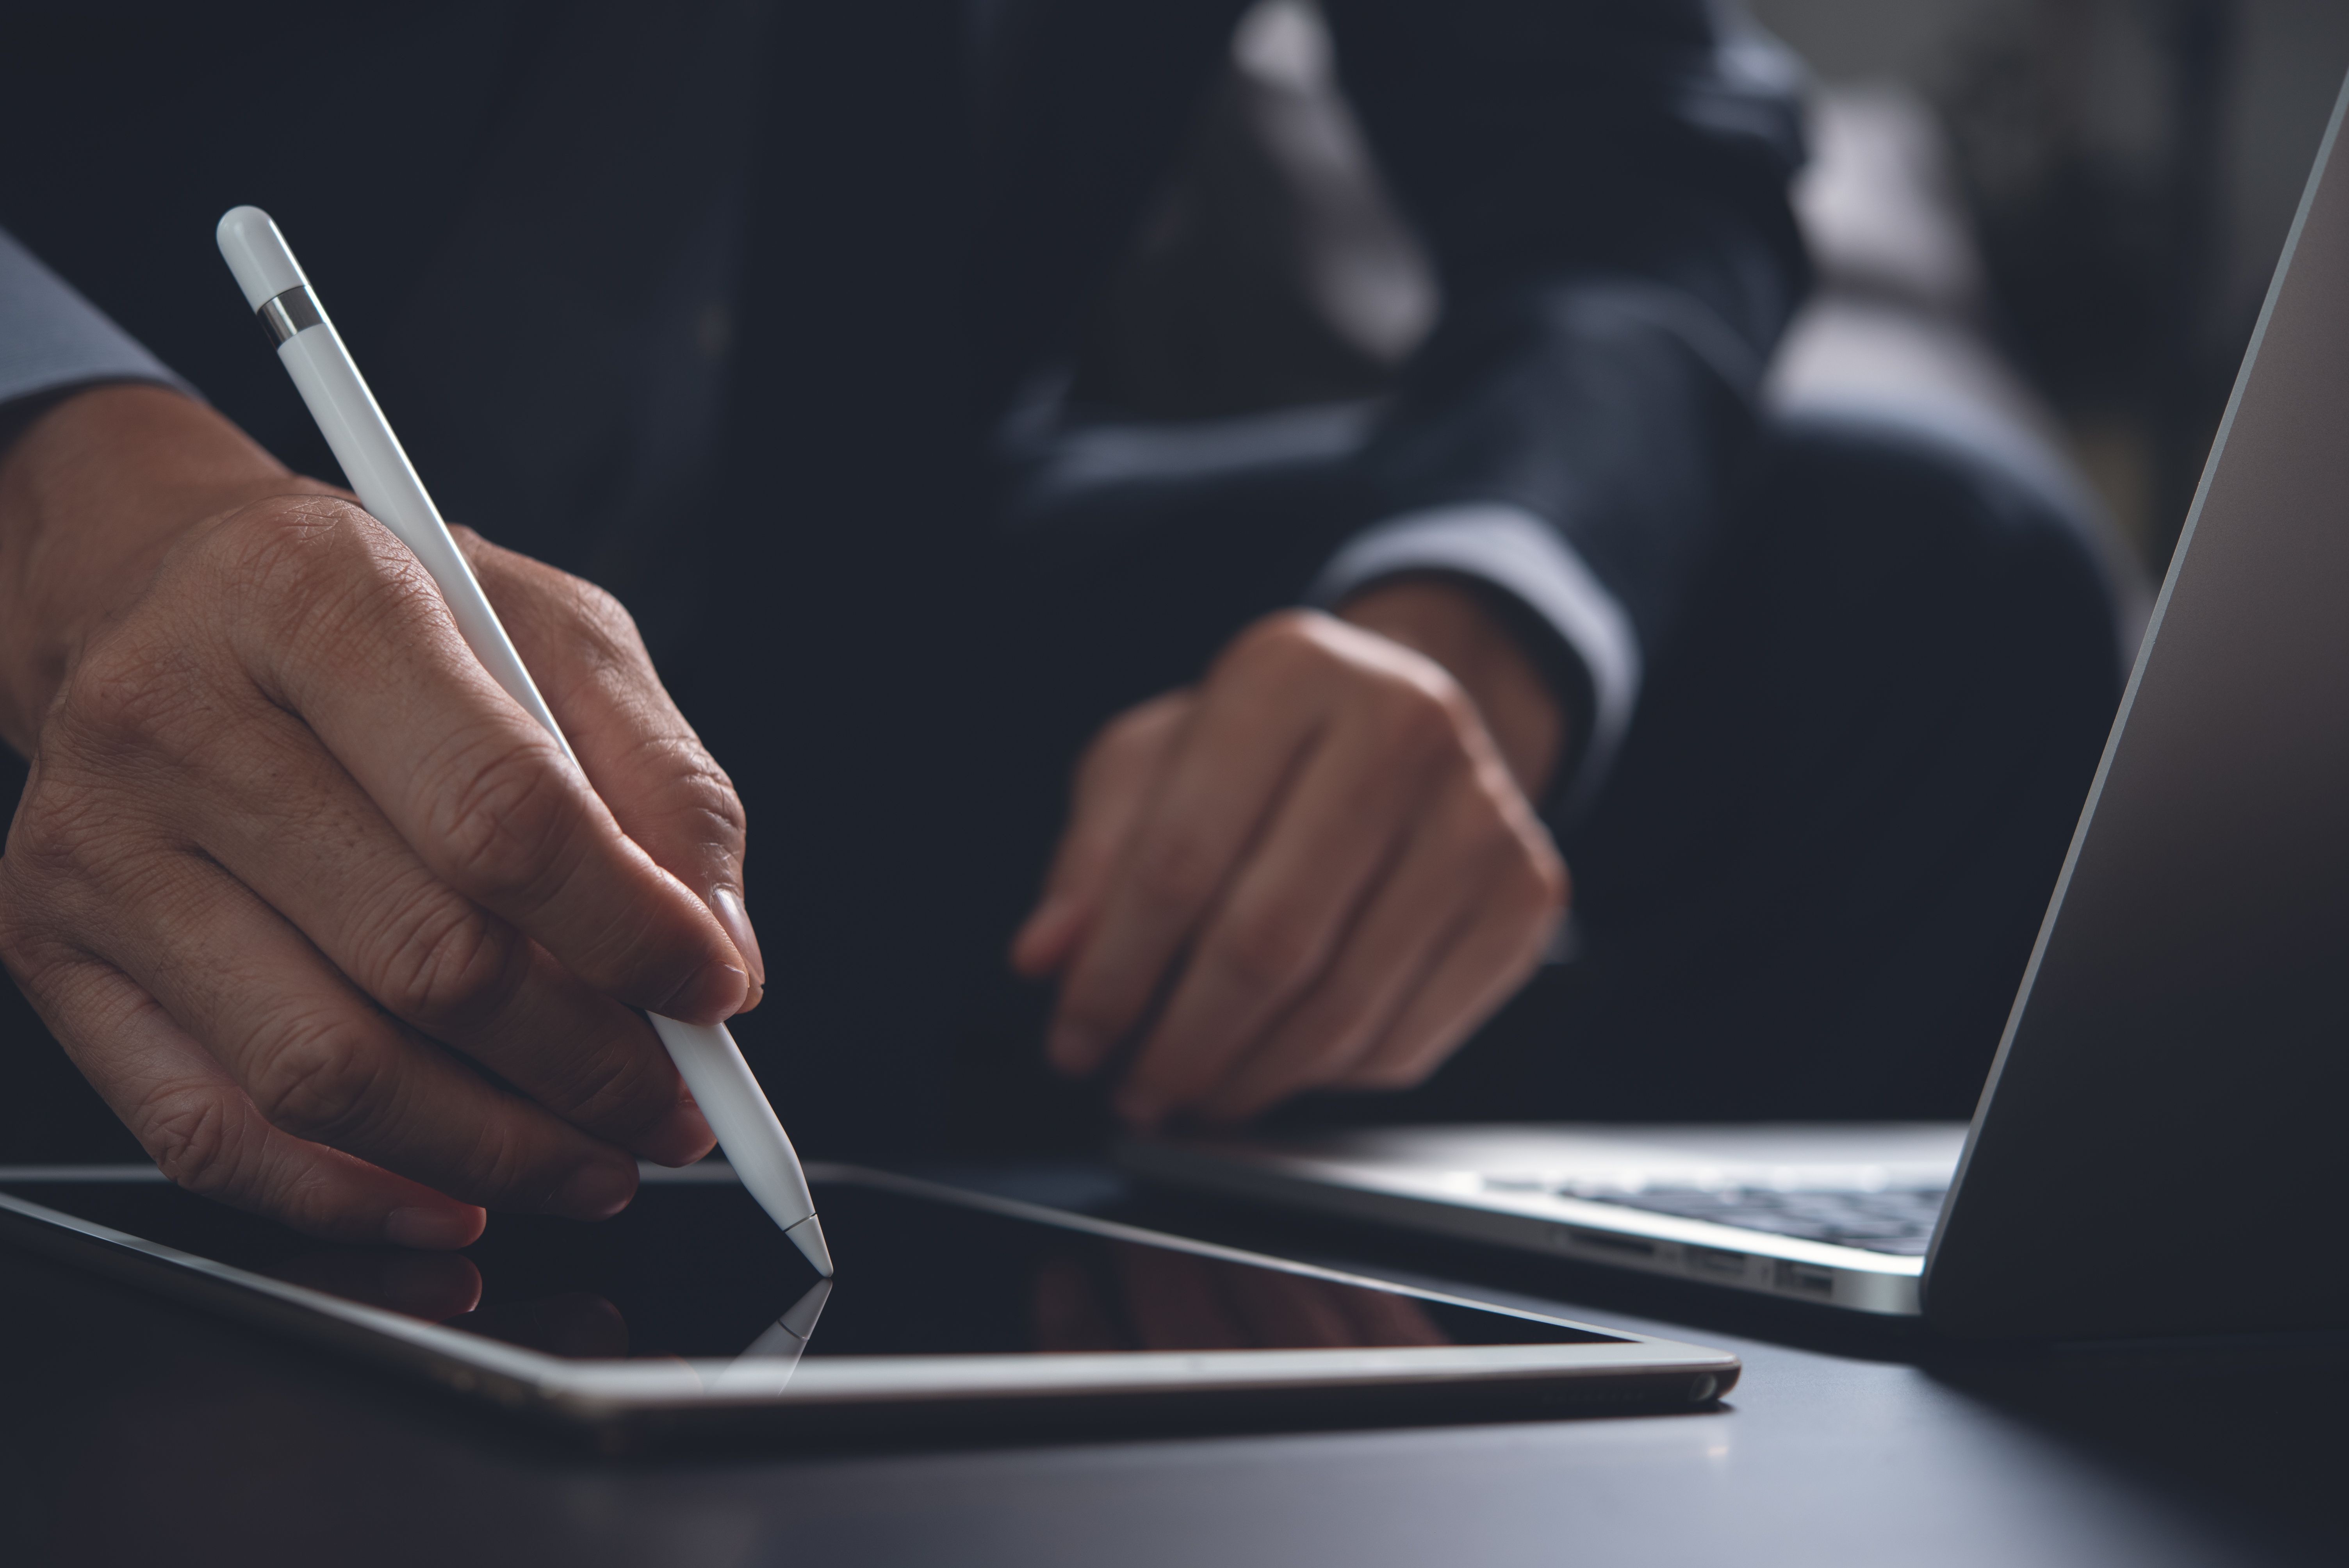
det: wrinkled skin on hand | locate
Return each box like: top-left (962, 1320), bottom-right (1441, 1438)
top-left (0, 385), bottom-right (764, 1246)
top-left (1013, 580), bottom-right (1569, 1126)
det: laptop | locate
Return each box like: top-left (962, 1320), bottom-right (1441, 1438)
top-left (1123, 69), bottom-right (2349, 1341)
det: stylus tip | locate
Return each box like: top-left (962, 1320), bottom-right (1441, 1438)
top-left (786, 1212), bottom-right (834, 1277)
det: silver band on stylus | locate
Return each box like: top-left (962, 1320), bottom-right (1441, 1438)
top-left (256, 284), bottom-right (323, 347)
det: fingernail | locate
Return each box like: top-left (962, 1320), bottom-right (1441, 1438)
top-left (380, 1253), bottom-right (485, 1317)
top-left (735, 976), bottom-right (765, 1016)
top-left (383, 1205), bottom-right (482, 1250)
top-left (1047, 1021), bottom-right (1100, 1075)
top-left (641, 1103), bottom-right (716, 1167)
top-left (708, 886), bottom-right (766, 989)
top-left (547, 1160), bottom-right (637, 1221)
top-left (658, 959), bottom-right (748, 1025)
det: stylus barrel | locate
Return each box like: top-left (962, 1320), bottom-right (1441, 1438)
top-left (216, 205), bottom-right (831, 1277)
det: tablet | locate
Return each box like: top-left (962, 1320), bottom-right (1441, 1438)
top-left (0, 1162), bottom-right (1737, 1449)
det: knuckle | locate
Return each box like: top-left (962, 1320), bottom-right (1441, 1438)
top-left (1130, 829), bottom-right (1222, 912)
top-left (560, 584), bottom-right (641, 675)
top-left (141, 1080), bottom-right (253, 1197)
top-left (1377, 675), bottom-right (1463, 754)
top-left (427, 732), bottom-right (580, 903)
top-left (458, 527), bottom-right (651, 670)
top-left (217, 496), bottom-right (389, 604)
top-left (1224, 611), bottom-right (1327, 682)
top-left (1214, 901), bottom-right (1323, 994)
top-left (442, 1114), bottom-right (544, 1205)
top-left (549, 1036), bottom-right (678, 1135)
top-left (565, 574), bottom-right (640, 646)
top-left (357, 886), bottom-right (525, 1033)
top-left (200, 500), bottom-right (455, 689)
top-left (55, 627), bottom-right (207, 758)
top-left (2, 775), bottom-right (116, 888)
top-left (250, 1016), bottom-right (386, 1146)
top-left (537, 570), bottom-right (653, 684)
top-left (624, 735), bottom-right (747, 852)
top-left (1241, 608), bottom-right (1320, 652)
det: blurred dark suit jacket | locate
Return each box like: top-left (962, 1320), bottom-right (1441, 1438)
top-left (0, 0), bottom-right (1806, 1149)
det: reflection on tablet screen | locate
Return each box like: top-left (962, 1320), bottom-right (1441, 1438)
top-left (0, 1176), bottom-right (1619, 1362)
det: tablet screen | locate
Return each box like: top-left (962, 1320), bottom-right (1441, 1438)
top-left (0, 1172), bottom-right (1619, 1362)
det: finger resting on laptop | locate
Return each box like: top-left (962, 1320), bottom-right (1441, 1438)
top-left (1335, 890), bottom-right (1558, 1094)
top-left (1183, 887), bottom-right (1458, 1124)
top-left (1103, 712), bottom-right (1437, 1124)
top-left (1043, 687), bottom-right (1314, 1080)
top-left (1185, 770), bottom-right (1560, 1122)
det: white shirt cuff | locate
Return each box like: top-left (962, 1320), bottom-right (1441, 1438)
top-left (1306, 502), bottom-right (1643, 815)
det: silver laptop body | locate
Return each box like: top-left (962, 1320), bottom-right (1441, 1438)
top-left (1125, 68), bottom-right (2349, 1338)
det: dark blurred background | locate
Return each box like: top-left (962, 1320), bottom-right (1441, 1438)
top-left (1073, 0), bottom-right (2349, 584)
top-left (1764, 0), bottom-right (2349, 574)
top-left (7, 0), bottom-right (2349, 1161)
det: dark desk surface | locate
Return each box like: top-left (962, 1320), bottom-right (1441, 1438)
top-left (4, 1162), bottom-right (2341, 1568)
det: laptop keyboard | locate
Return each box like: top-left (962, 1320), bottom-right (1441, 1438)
top-left (1553, 1185), bottom-right (1948, 1256)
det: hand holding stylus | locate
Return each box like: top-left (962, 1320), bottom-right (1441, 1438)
top-left (214, 207), bottom-right (827, 1274)
top-left (0, 241), bottom-right (801, 1259)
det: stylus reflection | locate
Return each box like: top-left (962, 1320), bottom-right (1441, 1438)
top-left (702, 1277), bottom-right (834, 1394)
top-left (1030, 1244), bottom-right (1451, 1351)
top-left (738, 1275), bottom-right (833, 1359)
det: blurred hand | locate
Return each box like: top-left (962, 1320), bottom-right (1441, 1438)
top-left (1012, 577), bottom-right (1568, 1125)
top-left (0, 385), bottom-right (765, 1246)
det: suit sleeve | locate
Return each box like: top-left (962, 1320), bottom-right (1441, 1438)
top-left (1309, 0), bottom-right (1809, 814)
top-left (0, 226), bottom-right (194, 431)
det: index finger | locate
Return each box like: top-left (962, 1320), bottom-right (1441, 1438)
top-left (1017, 692), bottom-right (1194, 983)
top-left (458, 531), bottom-right (766, 1006)
top-left (1044, 666), bottom-right (1318, 1076)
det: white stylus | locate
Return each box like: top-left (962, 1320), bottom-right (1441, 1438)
top-left (216, 205), bottom-right (831, 1278)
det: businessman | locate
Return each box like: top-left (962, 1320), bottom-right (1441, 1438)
top-left (0, 2), bottom-right (2123, 1244)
